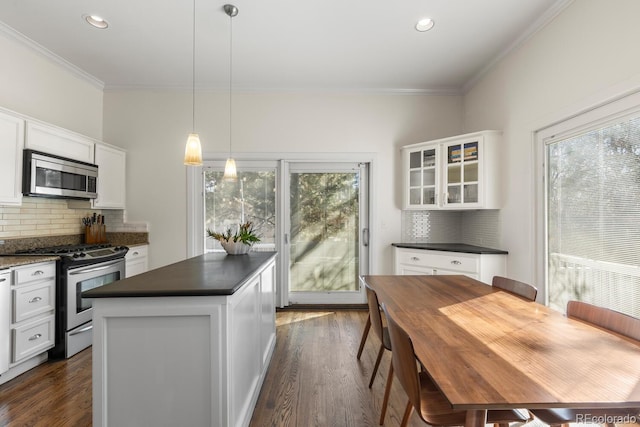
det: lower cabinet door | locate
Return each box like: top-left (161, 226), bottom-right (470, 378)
top-left (12, 314), bottom-right (55, 363)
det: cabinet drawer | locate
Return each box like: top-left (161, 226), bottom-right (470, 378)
top-left (15, 262), bottom-right (56, 285)
top-left (12, 314), bottom-right (55, 363)
top-left (13, 279), bottom-right (55, 323)
top-left (126, 245), bottom-right (148, 259)
top-left (396, 249), bottom-right (478, 273)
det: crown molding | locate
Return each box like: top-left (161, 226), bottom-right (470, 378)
top-left (0, 21), bottom-right (105, 90)
top-left (103, 84), bottom-right (462, 96)
top-left (462, 0), bottom-right (574, 94)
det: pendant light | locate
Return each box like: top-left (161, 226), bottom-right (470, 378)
top-left (184, 0), bottom-right (202, 166)
top-left (223, 4), bottom-right (238, 181)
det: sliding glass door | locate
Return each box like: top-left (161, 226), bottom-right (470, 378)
top-left (285, 162), bottom-right (369, 304)
top-left (194, 158), bottom-right (370, 306)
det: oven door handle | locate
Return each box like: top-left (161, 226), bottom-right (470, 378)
top-left (69, 259), bottom-right (123, 275)
top-left (69, 324), bottom-right (93, 335)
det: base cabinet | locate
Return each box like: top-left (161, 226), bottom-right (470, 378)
top-left (92, 258), bottom-right (276, 427)
top-left (10, 262), bottom-right (56, 364)
top-left (125, 245), bottom-right (148, 278)
top-left (393, 247), bottom-right (506, 284)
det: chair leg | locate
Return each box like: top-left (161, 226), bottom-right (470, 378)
top-left (369, 344), bottom-right (384, 388)
top-left (357, 315), bottom-right (371, 360)
top-left (400, 400), bottom-right (413, 427)
top-left (379, 360), bottom-right (393, 425)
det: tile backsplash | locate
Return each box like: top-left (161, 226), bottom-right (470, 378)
top-left (0, 197), bottom-right (147, 239)
top-left (401, 209), bottom-right (501, 249)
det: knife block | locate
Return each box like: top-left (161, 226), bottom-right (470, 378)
top-left (85, 224), bottom-right (107, 244)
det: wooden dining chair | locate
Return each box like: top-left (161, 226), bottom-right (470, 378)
top-left (492, 276), bottom-right (538, 301)
top-left (530, 301), bottom-right (640, 427)
top-left (363, 284), bottom-right (394, 425)
top-left (381, 303), bottom-right (531, 427)
top-left (356, 313), bottom-right (371, 360)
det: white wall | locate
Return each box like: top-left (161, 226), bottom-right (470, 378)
top-left (0, 31), bottom-right (103, 139)
top-left (463, 0), bottom-right (640, 291)
top-left (103, 90), bottom-right (463, 270)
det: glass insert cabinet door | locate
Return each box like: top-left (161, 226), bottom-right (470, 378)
top-left (444, 140), bottom-right (479, 205)
top-left (407, 146), bottom-right (439, 207)
top-left (402, 130), bottom-right (500, 210)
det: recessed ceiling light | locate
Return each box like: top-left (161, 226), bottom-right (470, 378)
top-left (83, 14), bottom-right (109, 29)
top-left (416, 18), bottom-right (435, 32)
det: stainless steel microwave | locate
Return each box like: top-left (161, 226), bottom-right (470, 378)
top-left (22, 149), bottom-right (98, 199)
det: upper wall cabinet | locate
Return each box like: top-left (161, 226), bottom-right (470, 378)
top-left (25, 121), bottom-right (95, 163)
top-left (402, 130), bottom-right (502, 210)
top-left (0, 110), bottom-right (25, 206)
top-left (93, 143), bottom-right (126, 209)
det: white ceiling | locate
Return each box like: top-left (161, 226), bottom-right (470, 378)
top-left (0, 0), bottom-right (568, 92)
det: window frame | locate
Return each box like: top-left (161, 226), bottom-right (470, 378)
top-left (535, 90), bottom-right (640, 308)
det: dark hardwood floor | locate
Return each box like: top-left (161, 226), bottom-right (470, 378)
top-left (0, 309), bottom-right (552, 427)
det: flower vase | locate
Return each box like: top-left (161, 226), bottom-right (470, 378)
top-left (220, 241), bottom-right (252, 255)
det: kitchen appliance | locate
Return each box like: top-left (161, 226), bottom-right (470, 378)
top-left (0, 269), bottom-right (10, 375)
top-left (15, 244), bottom-right (128, 358)
top-left (22, 149), bottom-right (98, 200)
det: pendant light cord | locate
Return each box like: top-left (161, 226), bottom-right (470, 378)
top-left (228, 13), bottom-right (233, 158)
top-left (192, 0), bottom-right (196, 133)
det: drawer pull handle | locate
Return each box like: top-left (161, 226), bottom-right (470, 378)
top-left (29, 296), bottom-right (43, 303)
top-left (411, 257), bottom-right (420, 261)
top-left (132, 251), bottom-right (139, 256)
top-left (28, 333), bottom-right (42, 341)
top-left (0, 278), bottom-right (6, 282)
top-left (32, 270), bottom-right (45, 276)
top-left (450, 260), bottom-right (462, 265)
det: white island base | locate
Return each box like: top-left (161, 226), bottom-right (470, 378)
top-left (90, 255), bottom-right (276, 427)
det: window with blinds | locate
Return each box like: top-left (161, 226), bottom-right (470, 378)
top-left (545, 113), bottom-right (640, 317)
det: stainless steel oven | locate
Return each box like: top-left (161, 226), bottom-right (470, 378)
top-left (65, 258), bottom-right (124, 357)
top-left (15, 243), bottom-right (128, 358)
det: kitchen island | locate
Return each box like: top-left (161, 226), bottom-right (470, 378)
top-left (84, 251), bottom-right (277, 427)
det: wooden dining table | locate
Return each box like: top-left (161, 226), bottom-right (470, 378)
top-left (360, 274), bottom-right (640, 427)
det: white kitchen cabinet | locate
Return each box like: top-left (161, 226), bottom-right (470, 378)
top-left (10, 261), bottom-right (56, 363)
top-left (0, 110), bottom-right (25, 206)
top-left (125, 245), bottom-right (148, 278)
top-left (402, 130), bottom-right (502, 210)
top-left (25, 121), bottom-right (95, 163)
top-left (93, 143), bottom-right (126, 209)
top-left (0, 269), bottom-right (11, 375)
top-left (393, 246), bottom-right (506, 284)
top-left (91, 255), bottom-right (277, 427)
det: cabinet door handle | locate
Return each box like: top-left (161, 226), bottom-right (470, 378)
top-left (411, 257), bottom-right (420, 261)
top-left (29, 296), bottom-right (43, 303)
top-left (450, 260), bottom-right (462, 265)
top-left (28, 333), bottom-right (42, 341)
top-left (32, 270), bottom-right (45, 276)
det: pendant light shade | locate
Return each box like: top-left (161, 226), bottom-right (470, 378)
top-left (184, 133), bottom-right (202, 165)
top-left (223, 157), bottom-right (237, 181)
top-left (184, 0), bottom-right (202, 166)
top-left (222, 4), bottom-right (238, 181)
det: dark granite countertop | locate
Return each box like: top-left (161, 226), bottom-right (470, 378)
top-left (0, 255), bottom-right (59, 269)
top-left (83, 251), bottom-right (277, 298)
top-left (392, 243), bottom-right (508, 254)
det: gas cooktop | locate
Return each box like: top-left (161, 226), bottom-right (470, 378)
top-left (15, 243), bottom-right (129, 264)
